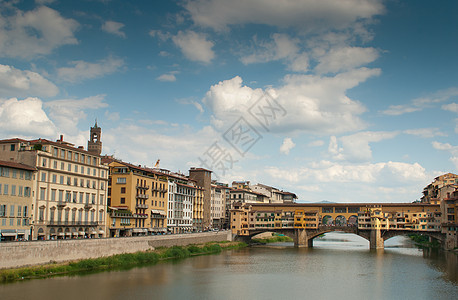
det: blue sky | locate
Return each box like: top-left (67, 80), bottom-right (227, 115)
top-left (1, 0), bottom-right (457, 203)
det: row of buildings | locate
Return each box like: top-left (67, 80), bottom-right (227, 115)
top-left (0, 123), bottom-right (296, 241)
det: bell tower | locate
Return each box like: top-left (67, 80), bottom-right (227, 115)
top-left (88, 120), bottom-right (102, 155)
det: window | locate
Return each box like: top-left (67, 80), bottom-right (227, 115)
top-left (12, 169), bottom-right (17, 178)
top-left (61, 162), bottom-right (64, 170)
top-left (41, 172), bottom-right (46, 182)
top-left (121, 197), bottom-right (125, 204)
top-left (53, 147), bottom-right (58, 157)
top-left (19, 170), bottom-right (24, 179)
top-left (68, 164), bottom-right (71, 172)
top-left (117, 177), bottom-right (126, 184)
top-left (10, 205), bottom-right (15, 217)
top-left (92, 181), bottom-right (96, 189)
top-left (18, 186), bottom-right (23, 196)
top-left (3, 184), bottom-right (8, 195)
top-left (40, 187), bottom-right (46, 200)
top-left (67, 177), bottom-right (71, 185)
top-left (39, 207), bottom-right (44, 221)
top-left (100, 194), bottom-right (104, 205)
top-left (86, 193), bottom-right (90, 203)
top-left (17, 206), bottom-right (22, 218)
top-left (60, 176), bottom-right (64, 184)
top-left (52, 174), bottom-right (57, 183)
top-left (92, 194), bottom-right (95, 204)
top-left (11, 185), bottom-right (16, 196)
top-left (53, 161), bottom-right (57, 168)
top-left (2, 167), bottom-right (9, 177)
top-left (93, 169), bottom-right (96, 176)
top-left (51, 189), bottom-right (56, 201)
top-left (101, 170), bottom-right (105, 178)
top-left (0, 205), bottom-right (6, 217)
top-left (74, 178), bottom-right (78, 186)
top-left (24, 187), bottom-right (31, 197)
top-left (58, 190), bottom-right (63, 202)
top-left (79, 193), bottom-right (83, 203)
top-left (81, 166), bottom-right (84, 174)
top-left (10, 144), bottom-right (15, 151)
top-left (60, 149), bottom-right (65, 158)
top-left (87, 168), bottom-right (90, 175)
top-left (66, 191), bottom-right (71, 202)
top-left (68, 152), bottom-right (72, 160)
top-left (101, 182), bottom-right (104, 190)
top-left (74, 165), bottom-right (78, 172)
top-left (121, 187), bottom-right (126, 193)
top-left (42, 158), bottom-right (47, 167)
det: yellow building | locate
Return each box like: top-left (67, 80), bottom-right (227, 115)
top-left (193, 186), bottom-right (204, 231)
top-left (106, 160), bottom-right (168, 237)
top-left (0, 161), bottom-right (36, 241)
top-left (0, 134), bottom-right (109, 240)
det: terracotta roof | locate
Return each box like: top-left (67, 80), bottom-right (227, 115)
top-left (0, 160), bottom-right (36, 171)
top-left (0, 138), bottom-right (29, 143)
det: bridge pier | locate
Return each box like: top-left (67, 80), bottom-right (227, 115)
top-left (294, 229), bottom-right (313, 247)
top-left (369, 229), bottom-right (384, 249)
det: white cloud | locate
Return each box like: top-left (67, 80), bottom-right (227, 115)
top-left (280, 137), bottom-right (295, 155)
top-left (185, 0), bottom-right (384, 33)
top-left (382, 87), bottom-right (458, 116)
top-left (172, 30), bottom-right (215, 63)
top-left (203, 70), bottom-right (380, 134)
top-left (104, 110), bottom-right (120, 122)
top-left (157, 73), bottom-right (177, 82)
top-left (44, 95), bottom-right (108, 135)
top-left (432, 141), bottom-right (458, 169)
top-left (102, 124), bottom-right (220, 171)
top-left (0, 6), bottom-right (78, 58)
top-left (0, 64), bottom-right (58, 97)
top-left (329, 131), bottom-right (398, 162)
top-left (57, 57), bottom-right (124, 83)
top-left (315, 47), bottom-right (379, 74)
top-left (0, 97), bottom-right (56, 138)
top-left (403, 128), bottom-right (446, 138)
top-left (102, 20), bottom-right (126, 38)
top-left (241, 33), bottom-right (309, 72)
top-left (442, 102), bottom-right (458, 113)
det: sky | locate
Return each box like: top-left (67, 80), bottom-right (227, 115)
top-left (1, 0), bottom-right (457, 203)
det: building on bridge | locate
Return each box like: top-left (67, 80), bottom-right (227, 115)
top-left (421, 173), bottom-right (458, 204)
top-left (231, 202), bottom-right (444, 249)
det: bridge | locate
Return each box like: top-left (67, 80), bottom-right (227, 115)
top-left (230, 202), bottom-right (444, 249)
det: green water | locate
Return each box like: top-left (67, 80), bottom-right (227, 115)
top-left (1, 232), bottom-right (457, 300)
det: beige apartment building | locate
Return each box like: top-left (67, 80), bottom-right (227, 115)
top-left (0, 160), bottom-right (36, 241)
top-left (0, 124), bottom-right (109, 240)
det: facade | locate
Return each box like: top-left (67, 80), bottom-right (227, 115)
top-left (106, 160), bottom-right (168, 237)
top-left (250, 183), bottom-right (283, 203)
top-left (438, 185), bottom-right (458, 249)
top-left (210, 183), bottom-right (225, 229)
top-left (0, 161), bottom-right (36, 241)
top-left (166, 172), bottom-right (195, 233)
top-left (421, 173), bottom-right (458, 203)
top-left (230, 189), bottom-right (266, 203)
top-left (189, 168), bottom-right (212, 230)
top-left (193, 186), bottom-right (204, 231)
top-left (0, 135), bottom-right (109, 240)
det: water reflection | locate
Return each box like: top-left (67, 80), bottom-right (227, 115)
top-left (0, 232), bottom-right (456, 300)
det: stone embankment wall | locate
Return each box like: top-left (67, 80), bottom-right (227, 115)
top-left (0, 231), bottom-right (231, 269)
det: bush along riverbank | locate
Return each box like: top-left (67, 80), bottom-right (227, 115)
top-left (408, 234), bottom-right (441, 248)
top-left (0, 241), bottom-right (247, 284)
top-left (251, 235), bottom-right (293, 244)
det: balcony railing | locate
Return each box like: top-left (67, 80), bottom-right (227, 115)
top-left (136, 203), bottom-right (149, 209)
top-left (57, 201), bottom-right (66, 207)
top-left (47, 221), bottom-right (99, 226)
top-left (84, 203), bottom-right (93, 209)
top-left (136, 185), bottom-right (149, 190)
top-left (133, 213), bottom-right (148, 219)
top-left (136, 194), bottom-right (149, 199)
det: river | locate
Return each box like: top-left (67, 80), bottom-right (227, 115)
top-left (1, 232), bottom-right (457, 300)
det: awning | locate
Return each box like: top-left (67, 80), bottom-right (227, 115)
top-left (142, 229), bottom-right (148, 233)
top-left (72, 232), bottom-right (79, 235)
top-left (58, 232), bottom-right (65, 236)
top-left (91, 231), bottom-right (97, 235)
top-left (98, 231), bottom-right (105, 235)
top-left (151, 209), bottom-right (166, 216)
top-left (65, 232), bottom-right (71, 236)
top-left (147, 228), bottom-right (154, 232)
top-left (79, 231), bottom-right (85, 235)
top-left (132, 228), bottom-right (143, 233)
top-left (1, 232), bottom-right (17, 237)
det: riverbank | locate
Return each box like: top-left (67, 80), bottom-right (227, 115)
top-left (0, 241), bottom-right (247, 283)
top-left (0, 231), bottom-right (230, 269)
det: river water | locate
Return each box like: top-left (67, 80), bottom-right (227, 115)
top-left (1, 232), bottom-right (457, 300)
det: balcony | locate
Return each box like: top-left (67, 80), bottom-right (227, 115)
top-left (136, 194), bottom-right (149, 199)
top-left (133, 213), bottom-right (148, 219)
top-left (136, 203), bottom-right (149, 209)
top-left (136, 184), bottom-right (150, 190)
top-left (57, 201), bottom-right (66, 207)
top-left (84, 203), bottom-right (93, 209)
